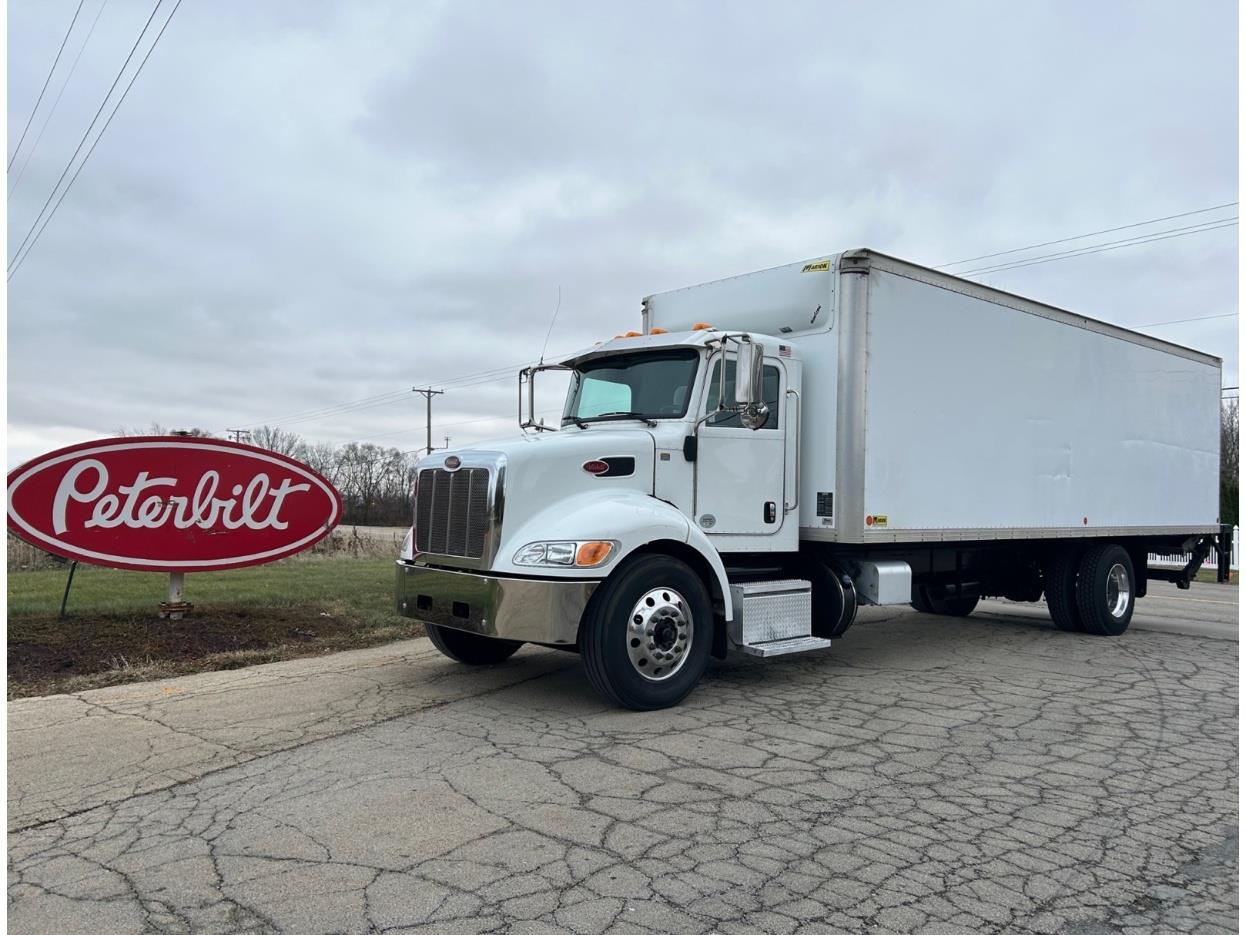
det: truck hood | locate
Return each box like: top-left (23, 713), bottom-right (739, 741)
top-left (423, 428), bottom-right (659, 562)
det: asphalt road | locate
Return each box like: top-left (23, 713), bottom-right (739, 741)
top-left (8, 582), bottom-right (1237, 934)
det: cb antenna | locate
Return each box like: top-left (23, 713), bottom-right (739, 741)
top-left (538, 285), bottom-right (561, 365)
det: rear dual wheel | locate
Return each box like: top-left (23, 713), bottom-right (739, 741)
top-left (1045, 543), bottom-right (1135, 636)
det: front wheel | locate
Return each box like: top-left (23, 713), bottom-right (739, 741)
top-left (426, 623), bottom-right (523, 665)
top-left (580, 553), bottom-right (712, 710)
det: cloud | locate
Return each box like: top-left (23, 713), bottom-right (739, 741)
top-left (7, 0), bottom-right (1237, 467)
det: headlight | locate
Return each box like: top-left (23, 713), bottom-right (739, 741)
top-left (513, 540), bottom-right (618, 568)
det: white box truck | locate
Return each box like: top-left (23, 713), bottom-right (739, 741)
top-left (397, 249), bottom-right (1223, 709)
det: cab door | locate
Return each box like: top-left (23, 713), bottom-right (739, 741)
top-left (693, 355), bottom-right (788, 542)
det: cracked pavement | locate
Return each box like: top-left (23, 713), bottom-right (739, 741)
top-left (8, 582), bottom-right (1237, 934)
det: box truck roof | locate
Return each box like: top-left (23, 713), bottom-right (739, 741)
top-left (642, 248), bottom-right (1221, 368)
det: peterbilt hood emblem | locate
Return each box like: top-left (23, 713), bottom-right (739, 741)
top-left (443, 456), bottom-right (462, 470)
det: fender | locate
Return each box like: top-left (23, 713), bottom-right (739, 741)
top-left (493, 489), bottom-right (733, 620)
top-left (680, 520), bottom-right (734, 621)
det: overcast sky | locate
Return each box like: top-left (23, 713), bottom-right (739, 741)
top-left (7, 0), bottom-right (1239, 467)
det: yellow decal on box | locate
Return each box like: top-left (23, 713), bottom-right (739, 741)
top-left (865, 514), bottom-right (888, 528)
top-left (801, 260), bottom-right (830, 273)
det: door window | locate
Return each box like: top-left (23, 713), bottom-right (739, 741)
top-left (703, 360), bottom-right (781, 429)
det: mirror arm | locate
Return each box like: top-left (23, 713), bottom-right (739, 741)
top-left (518, 364), bottom-right (569, 432)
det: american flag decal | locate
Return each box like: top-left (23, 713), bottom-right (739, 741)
top-left (779, 345), bottom-right (792, 358)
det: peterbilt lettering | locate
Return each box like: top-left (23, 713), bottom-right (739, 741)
top-left (54, 461), bottom-right (310, 534)
top-left (398, 249), bottom-right (1223, 710)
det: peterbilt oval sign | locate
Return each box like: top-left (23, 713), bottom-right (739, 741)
top-left (7, 437), bottom-right (342, 572)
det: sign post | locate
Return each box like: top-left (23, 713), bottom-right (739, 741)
top-left (159, 572), bottom-right (191, 619)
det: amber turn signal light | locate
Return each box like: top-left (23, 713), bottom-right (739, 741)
top-left (575, 541), bottom-right (615, 566)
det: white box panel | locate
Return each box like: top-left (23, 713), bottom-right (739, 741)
top-left (859, 267), bottom-right (1220, 534)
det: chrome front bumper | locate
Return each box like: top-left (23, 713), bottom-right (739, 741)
top-left (395, 561), bottom-right (598, 645)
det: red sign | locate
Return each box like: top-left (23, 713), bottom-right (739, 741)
top-left (7, 436), bottom-right (342, 572)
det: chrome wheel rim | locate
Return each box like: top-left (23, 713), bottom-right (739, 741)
top-left (1105, 563), bottom-right (1131, 618)
top-left (626, 587), bottom-right (692, 681)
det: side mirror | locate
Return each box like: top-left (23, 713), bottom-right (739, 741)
top-left (734, 340), bottom-right (764, 405)
top-left (734, 339), bottom-right (768, 430)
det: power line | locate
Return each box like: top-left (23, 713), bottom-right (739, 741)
top-left (357, 408), bottom-right (561, 445)
top-left (241, 348), bottom-right (581, 430)
top-left (10, 0), bottom-right (110, 198)
top-left (8, 0), bottom-right (87, 170)
top-left (9, 0), bottom-right (183, 280)
top-left (8, 0), bottom-right (178, 278)
top-left (1135, 312), bottom-right (1237, 329)
top-left (241, 388), bottom-right (414, 429)
top-left (8, 0), bottom-right (165, 272)
top-left (960, 219), bottom-right (1237, 278)
top-left (935, 201), bottom-right (1239, 269)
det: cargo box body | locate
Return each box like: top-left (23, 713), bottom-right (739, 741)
top-left (644, 249), bottom-right (1221, 546)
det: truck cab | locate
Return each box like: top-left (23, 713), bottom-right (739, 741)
top-left (397, 326), bottom-right (814, 710)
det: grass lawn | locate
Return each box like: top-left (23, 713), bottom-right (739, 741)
top-left (8, 556), bottom-right (427, 699)
top-left (1193, 568), bottom-right (1237, 584)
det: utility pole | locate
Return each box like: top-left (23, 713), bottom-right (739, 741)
top-left (412, 388), bottom-right (444, 455)
top-left (226, 428), bottom-right (252, 444)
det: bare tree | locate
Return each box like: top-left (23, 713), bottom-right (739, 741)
top-left (251, 425), bottom-right (304, 457)
top-left (338, 443), bottom-right (403, 525)
top-left (300, 440), bottom-right (342, 487)
top-left (1222, 398), bottom-right (1239, 527)
top-left (116, 423), bottom-right (215, 437)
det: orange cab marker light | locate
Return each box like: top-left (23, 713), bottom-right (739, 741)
top-left (650, 327), bottom-right (668, 334)
top-left (576, 541), bottom-right (614, 567)
top-left (692, 322), bottom-right (714, 330)
top-left (623, 330), bottom-right (642, 337)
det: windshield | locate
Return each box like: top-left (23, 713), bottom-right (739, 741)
top-left (563, 349), bottom-right (700, 424)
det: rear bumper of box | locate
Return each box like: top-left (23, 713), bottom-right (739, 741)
top-left (395, 561), bottom-right (597, 645)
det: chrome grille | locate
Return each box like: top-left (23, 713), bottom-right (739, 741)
top-left (415, 467), bottom-right (491, 558)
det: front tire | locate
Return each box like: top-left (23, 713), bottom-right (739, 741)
top-left (1075, 544), bottom-right (1135, 636)
top-left (426, 623), bottom-right (523, 665)
top-left (580, 553), bottom-right (712, 711)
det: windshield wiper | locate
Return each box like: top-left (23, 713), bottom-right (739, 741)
top-left (563, 415), bottom-right (589, 430)
top-left (584, 411), bottom-right (658, 427)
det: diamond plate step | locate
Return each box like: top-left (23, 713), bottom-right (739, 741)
top-left (734, 636), bottom-right (833, 657)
